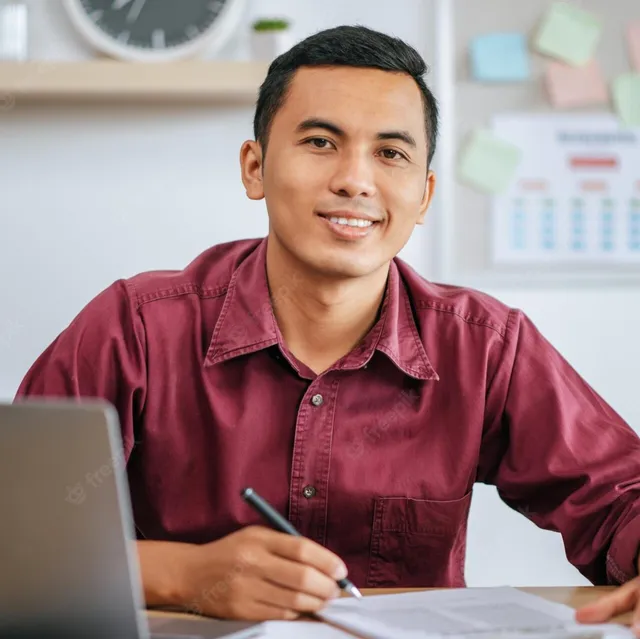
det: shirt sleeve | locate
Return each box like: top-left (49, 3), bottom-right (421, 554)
top-left (14, 279), bottom-right (147, 463)
top-left (478, 308), bottom-right (640, 585)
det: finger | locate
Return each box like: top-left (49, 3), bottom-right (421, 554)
top-left (265, 531), bottom-right (348, 580)
top-left (631, 595), bottom-right (640, 636)
top-left (227, 599), bottom-right (300, 621)
top-left (575, 581), bottom-right (639, 624)
top-left (249, 578), bottom-right (329, 613)
top-left (257, 551), bottom-right (341, 601)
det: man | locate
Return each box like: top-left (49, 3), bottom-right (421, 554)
top-left (15, 25), bottom-right (640, 629)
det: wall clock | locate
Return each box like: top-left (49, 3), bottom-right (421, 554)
top-left (63, 0), bottom-right (247, 62)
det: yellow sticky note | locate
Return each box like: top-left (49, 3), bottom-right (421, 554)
top-left (458, 130), bottom-right (522, 194)
top-left (612, 73), bottom-right (640, 128)
top-left (534, 2), bottom-right (602, 66)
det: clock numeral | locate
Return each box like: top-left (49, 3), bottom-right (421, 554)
top-left (209, 0), bottom-right (225, 11)
top-left (118, 30), bottom-right (130, 43)
top-left (152, 29), bottom-right (166, 49)
top-left (185, 25), bottom-right (200, 39)
top-left (90, 9), bottom-right (103, 22)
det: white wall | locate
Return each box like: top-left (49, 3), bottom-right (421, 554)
top-left (2, 0), bottom-right (640, 588)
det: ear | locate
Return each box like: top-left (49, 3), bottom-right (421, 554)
top-left (240, 140), bottom-right (265, 201)
top-left (416, 170), bottom-right (436, 226)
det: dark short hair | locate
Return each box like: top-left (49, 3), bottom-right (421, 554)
top-left (253, 25), bottom-right (439, 166)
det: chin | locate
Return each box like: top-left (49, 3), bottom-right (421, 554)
top-left (305, 253), bottom-right (386, 279)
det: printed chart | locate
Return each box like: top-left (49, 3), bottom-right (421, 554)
top-left (491, 114), bottom-right (640, 264)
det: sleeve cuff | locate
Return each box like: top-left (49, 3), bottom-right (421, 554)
top-left (606, 512), bottom-right (640, 585)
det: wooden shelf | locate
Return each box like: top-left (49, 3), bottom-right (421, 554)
top-left (0, 60), bottom-right (269, 104)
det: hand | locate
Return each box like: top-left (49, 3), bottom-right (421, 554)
top-left (175, 526), bottom-right (348, 620)
top-left (575, 575), bottom-right (640, 636)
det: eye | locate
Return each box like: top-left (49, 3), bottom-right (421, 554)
top-left (380, 148), bottom-right (407, 161)
top-left (305, 137), bottom-right (334, 149)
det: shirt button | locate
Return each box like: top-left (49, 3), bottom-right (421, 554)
top-left (311, 394), bottom-right (324, 407)
top-left (303, 485), bottom-right (317, 499)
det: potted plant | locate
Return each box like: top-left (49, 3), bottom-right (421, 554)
top-left (250, 18), bottom-right (293, 61)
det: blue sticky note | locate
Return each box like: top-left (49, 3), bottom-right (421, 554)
top-left (470, 33), bottom-right (531, 82)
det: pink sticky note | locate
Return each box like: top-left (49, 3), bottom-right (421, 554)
top-left (544, 59), bottom-right (608, 108)
top-left (629, 21), bottom-right (640, 72)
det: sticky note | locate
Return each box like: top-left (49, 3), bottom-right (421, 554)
top-left (628, 21), bottom-right (640, 72)
top-left (470, 33), bottom-right (531, 82)
top-left (534, 2), bottom-right (602, 66)
top-left (458, 130), bottom-right (522, 194)
top-left (544, 59), bottom-right (608, 108)
top-left (612, 73), bottom-right (640, 128)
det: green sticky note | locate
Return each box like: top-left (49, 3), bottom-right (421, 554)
top-left (612, 73), bottom-right (640, 128)
top-left (534, 2), bottom-right (602, 66)
top-left (458, 130), bottom-right (522, 194)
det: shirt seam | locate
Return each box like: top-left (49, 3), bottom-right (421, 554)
top-left (404, 290), bottom-right (429, 359)
top-left (486, 308), bottom-right (519, 395)
top-left (209, 338), bottom-right (279, 362)
top-left (606, 511), bottom-right (640, 584)
top-left (209, 270), bottom-right (241, 358)
top-left (376, 344), bottom-right (432, 378)
top-left (415, 300), bottom-right (508, 338)
top-left (320, 378), bottom-right (339, 547)
top-left (606, 554), bottom-right (630, 585)
top-left (132, 283), bottom-right (228, 311)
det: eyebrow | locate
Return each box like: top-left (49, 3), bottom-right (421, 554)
top-left (295, 118), bottom-right (417, 148)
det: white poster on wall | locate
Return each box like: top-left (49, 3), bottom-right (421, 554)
top-left (491, 113), bottom-right (640, 264)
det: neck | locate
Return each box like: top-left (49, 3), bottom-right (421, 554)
top-left (265, 238), bottom-right (389, 374)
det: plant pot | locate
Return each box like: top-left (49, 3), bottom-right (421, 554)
top-left (250, 30), bottom-right (293, 61)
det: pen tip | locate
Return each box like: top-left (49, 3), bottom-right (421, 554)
top-left (346, 583), bottom-right (363, 599)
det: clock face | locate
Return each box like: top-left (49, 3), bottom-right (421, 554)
top-left (75, 0), bottom-right (232, 52)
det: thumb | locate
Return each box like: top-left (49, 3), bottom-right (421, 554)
top-left (575, 580), bottom-right (640, 624)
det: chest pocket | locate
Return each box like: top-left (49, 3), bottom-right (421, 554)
top-left (367, 492), bottom-right (472, 587)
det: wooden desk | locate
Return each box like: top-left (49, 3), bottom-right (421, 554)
top-left (149, 586), bottom-right (631, 635)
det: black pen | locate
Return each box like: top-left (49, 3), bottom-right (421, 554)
top-left (241, 487), bottom-right (363, 599)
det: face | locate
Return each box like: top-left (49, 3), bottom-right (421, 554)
top-left (240, 66), bottom-right (436, 279)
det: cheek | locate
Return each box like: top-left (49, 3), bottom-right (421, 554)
top-left (265, 152), bottom-right (326, 205)
top-left (381, 170), bottom-right (426, 220)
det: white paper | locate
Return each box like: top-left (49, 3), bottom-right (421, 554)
top-left (317, 586), bottom-right (635, 639)
top-left (259, 619), bottom-right (356, 637)
top-left (490, 114), bottom-right (640, 264)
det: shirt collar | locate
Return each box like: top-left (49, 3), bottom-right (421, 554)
top-left (205, 238), bottom-right (438, 381)
top-left (335, 259), bottom-right (439, 381)
top-left (205, 239), bottom-right (278, 366)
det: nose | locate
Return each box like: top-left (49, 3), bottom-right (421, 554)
top-left (328, 150), bottom-right (376, 199)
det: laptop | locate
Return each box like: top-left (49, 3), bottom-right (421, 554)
top-left (0, 400), bottom-right (264, 639)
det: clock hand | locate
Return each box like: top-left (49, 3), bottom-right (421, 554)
top-left (126, 0), bottom-right (147, 24)
top-left (111, 0), bottom-right (134, 9)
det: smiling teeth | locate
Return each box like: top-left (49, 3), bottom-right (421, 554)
top-left (328, 217), bottom-right (373, 228)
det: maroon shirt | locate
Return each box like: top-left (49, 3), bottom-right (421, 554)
top-left (16, 238), bottom-right (640, 588)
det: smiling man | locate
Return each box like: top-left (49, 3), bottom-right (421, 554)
top-left (15, 26), bottom-right (640, 629)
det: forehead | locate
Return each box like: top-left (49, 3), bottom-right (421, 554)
top-left (274, 66), bottom-right (427, 144)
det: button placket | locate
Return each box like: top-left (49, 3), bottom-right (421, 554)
top-left (288, 382), bottom-right (334, 541)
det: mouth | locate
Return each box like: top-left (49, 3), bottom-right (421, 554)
top-left (316, 212), bottom-right (382, 240)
